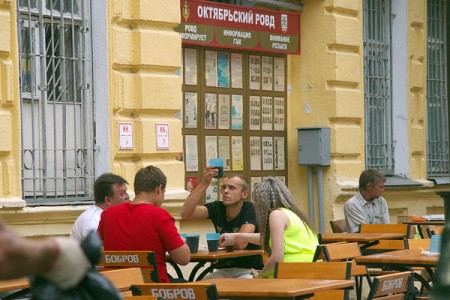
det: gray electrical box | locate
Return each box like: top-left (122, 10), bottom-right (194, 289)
top-left (297, 127), bottom-right (331, 166)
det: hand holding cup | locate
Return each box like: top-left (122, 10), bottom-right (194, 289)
top-left (220, 233), bottom-right (235, 252)
top-left (208, 158), bottom-right (224, 178)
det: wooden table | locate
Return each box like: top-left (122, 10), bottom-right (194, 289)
top-left (202, 277), bottom-right (355, 299)
top-left (167, 249), bottom-right (263, 282)
top-left (0, 278), bottom-right (29, 292)
top-left (355, 248), bottom-right (438, 290)
top-left (402, 220), bottom-right (445, 238)
top-left (320, 232), bottom-right (405, 244)
top-left (0, 277), bottom-right (30, 300)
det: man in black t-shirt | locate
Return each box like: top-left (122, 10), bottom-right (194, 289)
top-left (181, 168), bottom-right (263, 278)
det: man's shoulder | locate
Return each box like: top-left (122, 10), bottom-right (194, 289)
top-left (375, 196), bottom-right (388, 205)
top-left (75, 204), bottom-right (101, 220)
top-left (344, 194), bottom-right (360, 205)
top-left (241, 201), bottom-right (255, 211)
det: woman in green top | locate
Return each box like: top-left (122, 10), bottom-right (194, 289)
top-left (220, 177), bottom-right (318, 278)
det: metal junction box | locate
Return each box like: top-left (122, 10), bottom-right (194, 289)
top-left (297, 127), bottom-right (330, 166)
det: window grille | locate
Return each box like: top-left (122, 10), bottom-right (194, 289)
top-left (363, 0), bottom-right (394, 173)
top-left (426, 0), bottom-right (448, 177)
top-left (17, 0), bottom-right (95, 204)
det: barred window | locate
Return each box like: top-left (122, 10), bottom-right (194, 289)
top-left (363, 0), bottom-right (394, 173)
top-left (18, 0), bottom-right (95, 204)
top-left (426, 0), bottom-right (448, 177)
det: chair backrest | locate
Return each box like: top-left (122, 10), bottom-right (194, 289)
top-left (123, 296), bottom-right (164, 300)
top-left (131, 283), bottom-right (219, 300)
top-left (427, 225), bottom-right (444, 237)
top-left (359, 224), bottom-right (408, 252)
top-left (359, 224), bottom-right (409, 235)
top-left (275, 261), bottom-right (352, 300)
top-left (101, 267), bottom-right (145, 296)
top-left (322, 242), bottom-right (367, 277)
top-left (124, 297), bottom-right (162, 300)
top-left (405, 238), bottom-right (430, 250)
top-left (97, 251), bottom-right (160, 283)
top-left (367, 271), bottom-right (413, 300)
top-left (330, 219), bottom-right (349, 233)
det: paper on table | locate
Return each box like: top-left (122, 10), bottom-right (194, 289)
top-left (421, 214), bottom-right (445, 221)
top-left (421, 250), bottom-right (439, 257)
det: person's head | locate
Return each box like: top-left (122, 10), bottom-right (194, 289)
top-left (252, 177), bottom-right (315, 253)
top-left (220, 174), bottom-right (250, 206)
top-left (94, 173), bottom-right (129, 209)
top-left (359, 169), bottom-right (386, 200)
top-left (134, 165), bottom-right (167, 206)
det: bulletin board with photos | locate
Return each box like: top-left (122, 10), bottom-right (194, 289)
top-left (182, 46), bottom-right (287, 203)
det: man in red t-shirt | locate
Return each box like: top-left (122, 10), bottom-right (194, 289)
top-left (98, 165), bottom-right (190, 283)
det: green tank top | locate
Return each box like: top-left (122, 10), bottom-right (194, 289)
top-left (270, 208), bottom-right (318, 262)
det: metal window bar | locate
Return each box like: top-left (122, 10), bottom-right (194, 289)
top-left (363, 0), bottom-right (394, 173)
top-left (17, 0), bottom-right (95, 204)
top-left (426, 0), bottom-right (448, 176)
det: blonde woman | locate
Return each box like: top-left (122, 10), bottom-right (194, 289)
top-left (220, 177), bottom-right (318, 278)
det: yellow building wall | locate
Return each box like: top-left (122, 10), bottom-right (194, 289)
top-left (287, 0), bottom-right (445, 231)
top-left (0, 0), bottom-right (23, 205)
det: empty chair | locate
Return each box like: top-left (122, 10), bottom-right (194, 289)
top-left (405, 238), bottom-right (430, 251)
top-left (322, 242), bottom-right (370, 300)
top-left (359, 224), bottom-right (408, 253)
top-left (367, 271), bottom-right (413, 300)
top-left (330, 219), bottom-right (349, 233)
top-left (275, 261), bottom-right (352, 300)
top-left (131, 283), bottom-right (219, 300)
top-left (427, 225), bottom-right (443, 237)
top-left (101, 267), bottom-right (145, 296)
top-left (405, 238), bottom-right (432, 298)
top-left (97, 251), bottom-right (160, 283)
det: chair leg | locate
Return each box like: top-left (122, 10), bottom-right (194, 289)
top-left (355, 276), bottom-right (362, 300)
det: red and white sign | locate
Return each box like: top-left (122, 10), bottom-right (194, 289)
top-left (119, 122), bottom-right (133, 149)
top-left (177, 0), bottom-right (301, 54)
top-left (156, 123), bottom-right (170, 150)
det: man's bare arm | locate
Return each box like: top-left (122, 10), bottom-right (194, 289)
top-left (180, 166), bottom-right (217, 220)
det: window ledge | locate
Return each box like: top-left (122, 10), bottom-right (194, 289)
top-left (428, 177), bottom-right (450, 185)
top-left (384, 176), bottom-right (423, 188)
top-left (0, 198), bottom-right (26, 209)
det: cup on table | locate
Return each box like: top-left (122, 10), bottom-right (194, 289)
top-left (206, 232), bottom-right (220, 252)
top-left (208, 158), bottom-right (224, 178)
top-left (222, 234), bottom-right (234, 252)
top-left (186, 234), bottom-right (200, 253)
top-left (430, 234), bottom-right (442, 254)
top-left (180, 233), bottom-right (188, 243)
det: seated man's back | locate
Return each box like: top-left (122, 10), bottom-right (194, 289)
top-left (98, 165), bottom-right (190, 283)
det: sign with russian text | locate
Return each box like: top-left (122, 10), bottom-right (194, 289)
top-left (119, 122), bottom-right (133, 149)
top-left (176, 0), bottom-right (301, 54)
top-left (156, 123), bottom-right (170, 150)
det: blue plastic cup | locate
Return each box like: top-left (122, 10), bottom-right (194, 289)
top-left (186, 234), bottom-right (200, 253)
top-left (208, 158), bottom-right (224, 178)
top-left (206, 232), bottom-right (220, 252)
top-left (430, 235), bottom-right (442, 254)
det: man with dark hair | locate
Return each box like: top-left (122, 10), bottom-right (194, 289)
top-left (98, 165), bottom-right (190, 283)
top-left (71, 173), bottom-right (129, 240)
top-left (344, 169), bottom-right (390, 233)
top-left (181, 167), bottom-right (263, 279)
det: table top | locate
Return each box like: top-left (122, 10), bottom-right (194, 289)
top-left (202, 278), bottom-right (355, 299)
top-left (167, 249), bottom-right (263, 262)
top-left (355, 249), bottom-right (439, 267)
top-left (0, 277), bottom-right (29, 292)
top-left (320, 232), bottom-right (405, 243)
top-left (403, 220), bottom-right (445, 226)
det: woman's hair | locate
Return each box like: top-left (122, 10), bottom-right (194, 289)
top-left (252, 177), bottom-right (315, 254)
